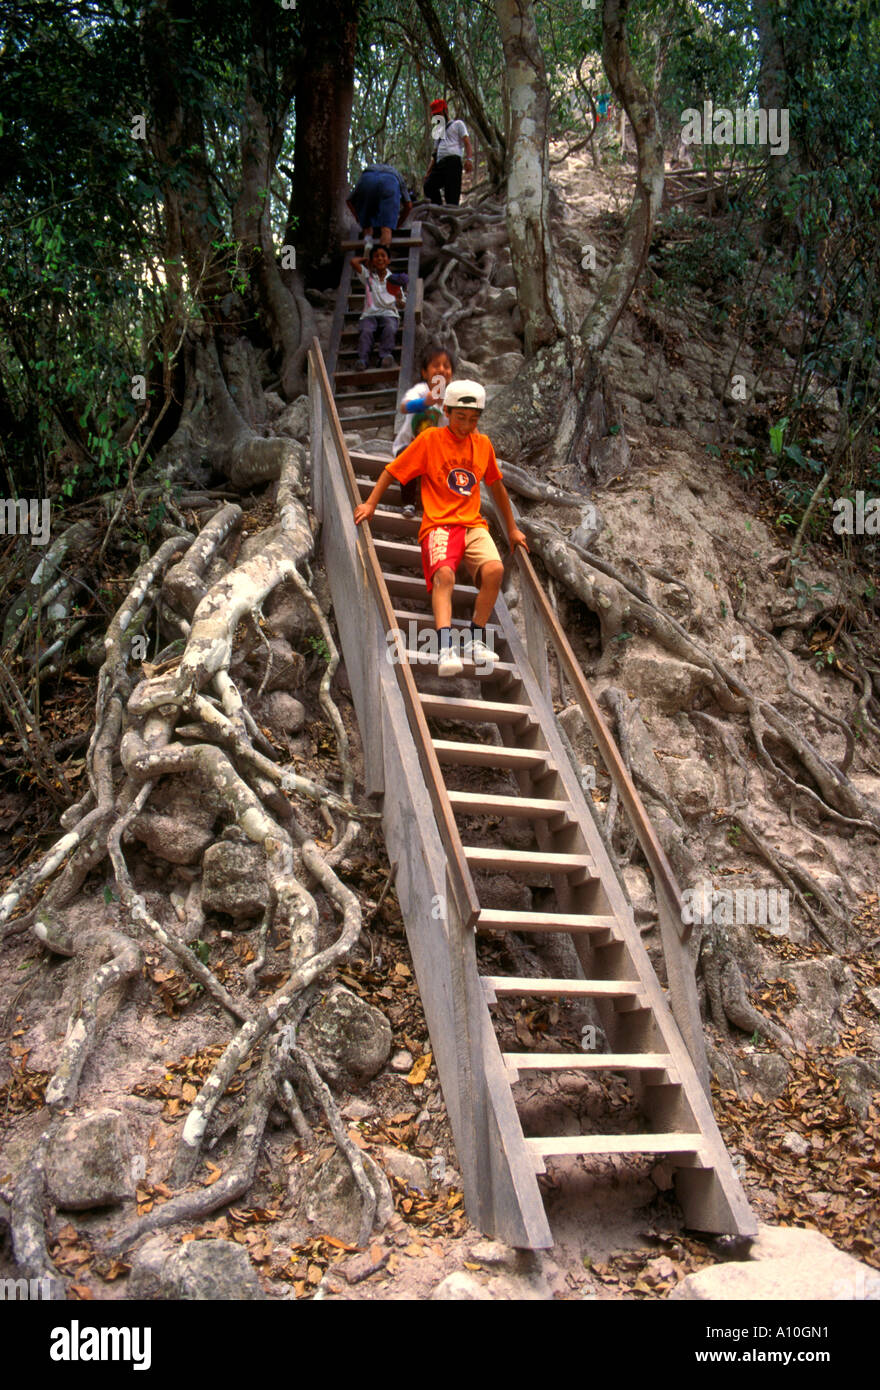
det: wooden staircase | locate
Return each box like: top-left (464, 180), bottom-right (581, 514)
top-left (309, 323), bottom-right (756, 1248)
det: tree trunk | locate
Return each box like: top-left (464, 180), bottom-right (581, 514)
top-left (494, 0), bottom-right (568, 355)
top-left (288, 1), bottom-right (360, 280)
top-left (483, 0), bottom-right (659, 479)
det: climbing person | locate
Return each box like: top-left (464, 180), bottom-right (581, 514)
top-left (393, 342), bottom-right (455, 517)
top-left (354, 380), bottom-right (528, 677)
top-left (423, 99), bottom-right (473, 207)
top-left (347, 162), bottom-right (413, 248)
top-left (350, 244), bottom-right (406, 371)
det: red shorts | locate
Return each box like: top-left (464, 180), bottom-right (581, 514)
top-left (420, 525), bottom-right (501, 591)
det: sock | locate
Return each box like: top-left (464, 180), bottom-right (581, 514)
top-left (470, 625), bottom-right (485, 646)
top-left (438, 627), bottom-right (452, 652)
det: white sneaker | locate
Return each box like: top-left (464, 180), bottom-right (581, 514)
top-left (469, 637), bottom-right (498, 666)
top-left (437, 647), bottom-right (464, 678)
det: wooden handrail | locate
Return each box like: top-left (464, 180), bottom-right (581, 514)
top-left (513, 548), bottom-right (710, 1091)
top-left (308, 338), bottom-right (481, 931)
top-left (514, 547), bottom-right (688, 936)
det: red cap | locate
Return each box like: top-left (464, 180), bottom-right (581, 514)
top-left (430, 98), bottom-right (448, 115)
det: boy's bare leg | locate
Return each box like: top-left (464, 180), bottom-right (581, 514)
top-left (431, 567), bottom-right (455, 629)
top-left (379, 226), bottom-right (393, 246)
top-left (472, 560), bottom-right (504, 627)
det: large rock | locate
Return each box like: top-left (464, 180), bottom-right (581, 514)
top-left (129, 782), bottom-right (217, 865)
top-left (669, 1222), bottom-right (878, 1300)
top-left (298, 986), bottom-right (392, 1089)
top-left (775, 957), bottom-right (854, 1047)
top-left (45, 1110), bottom-right (134, 1211)
top-left (617, 652), bottom-right (711, 716)
top-left (253, 691), bottom-right (305, 737)
top-left (430, 1272), bottom-right (494, 1301)
top-left (201, 838), bottom-right (269, 921)
top-left (128, 1235), bottom-right (265, 1300)
top-left (299, 1149), bottom-right (390, 1244)
top-left (376, 1145), bottom-right (429, 1192)
top-left (737, 1048), bottom-right (790, 1100)
top-left (274, 394), bottom-right (310, 442)
top-left (665, 757), bottom-right (717, 820)
top-left (833, 1056), bottom-right (880, 1118)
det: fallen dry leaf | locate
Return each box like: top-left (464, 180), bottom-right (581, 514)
top-left (406, 1052), bottom-right (432, 1086)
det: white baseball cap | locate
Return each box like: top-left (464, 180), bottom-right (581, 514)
top-left (444, 379), bottom-right (486, 410)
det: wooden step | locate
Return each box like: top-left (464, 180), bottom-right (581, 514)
top-left (432, 740), bottom-right (550, 771)
top-left (419, 694), bottom-right (533, 726)
top-left (352, 452), bottom-right (398, 478)
top-left (373, 537), bottom-right (423, 566)
top-left (333, 386), bottom-right (398, 406)
top-left (337, 408), bottom-right (397, 425)
top-left (392, 609), bottom-right (502, 636)
top-left (341, 236), bottom-right (423, 249)
top-left (482, 976), bottom-right (643, 1001)
top-left (447, 792), bottom-right (570, 820)
top-left (477, 909), bottom-right (613, 935)
top-left (358, 479), bottom-right (402, 503)
top-left (402, 650), bottom-right (516, 676)
top-left (371, 512), bottom-right (422, 538)
top-left (504, 1051), bottom-right (674, 1079)
top-left (524, 1134), bottom-right (702, 1169)
top-left (334, 367), bottom-right (399, 387)
top-left (383, 573), bottom-right (478, 607)
top-left (464, 847), bottom-right (594, 877)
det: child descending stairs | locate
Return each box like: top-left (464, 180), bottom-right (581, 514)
top-left (310, 326), bottom-right (756, 1248)
top-left (327, 226), bottom-right (423, 441)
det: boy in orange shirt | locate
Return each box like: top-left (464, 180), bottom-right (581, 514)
top-left (354, 381), bottom-right (527, 677)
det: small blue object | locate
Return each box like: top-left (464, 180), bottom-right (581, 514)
top-left (404, 396), bottom-right (427, 413)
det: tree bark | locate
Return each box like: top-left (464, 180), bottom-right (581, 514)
top-left (288, 1), bottom-right (360, 278)
top-left (494, 0), bottom-right (568, 355)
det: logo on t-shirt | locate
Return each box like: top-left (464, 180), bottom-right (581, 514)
top-left (447, 467), bottom-right (477, 496)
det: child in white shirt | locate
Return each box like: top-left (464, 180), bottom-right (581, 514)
top-left (351, 245), bottom-right (407, 369)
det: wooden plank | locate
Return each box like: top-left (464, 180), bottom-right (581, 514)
top-left (482, 976), bottom-right (642, 1001)
top-left (334, 367), bottom-right (399, 387)
top-left (432, 740), bottom-right (551, 771)
top-left (418, 694), bottom-right (533, 725)
top-left (447, 791), bottom-right (570, 819)
top-left (373, 537), bottom-right (423, 564)
top-left (357, 478), bottom-right (402, 504)
top-left (477, 909), bottom-right (614, 935)
top-left (403, 650), bottom-right (515, 676)
top-left (392, 608), bottom-right (501, 635)
top-left (463, 847), bottom-right (595, 875)
top-left (383, 573), bottom-right (477, 606)
top-left (351, 452), bottom-right (396, 479)
top-left (341, 236), bottom-right (423, 249)
top-left (525, 1134), bottom-right (702, 1160)
top-left (332, 386), bottom-right (398, 405)
top-left (336, 409), bottom-right (398, 425)
top-left (504, 1051), bottom-right (673, 1076)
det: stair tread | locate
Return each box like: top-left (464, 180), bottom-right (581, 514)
top-left (403, 651), bottom-right (516, 675)
top-left (477, 909), bottom-right (613, 933)
top-left (419, 693), bottom-right (533, 723)
top-left (525, 1134), bottom-right (702, 1157)
top-left (464, 847), bottom-right (594, 870)
top-left (503, 1051), bottom-right (674, 1070)
top-left (432, 740), bottom-right (550, 769)
top-left (392, 608), bottom-right (501, 634)
top-left (482, 976), bottom-right (642, 996)
top-left (448, 792), bottom-right (570, 818)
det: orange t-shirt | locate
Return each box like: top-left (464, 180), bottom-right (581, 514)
top-left (386, 427), bottom-right (502, 541)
